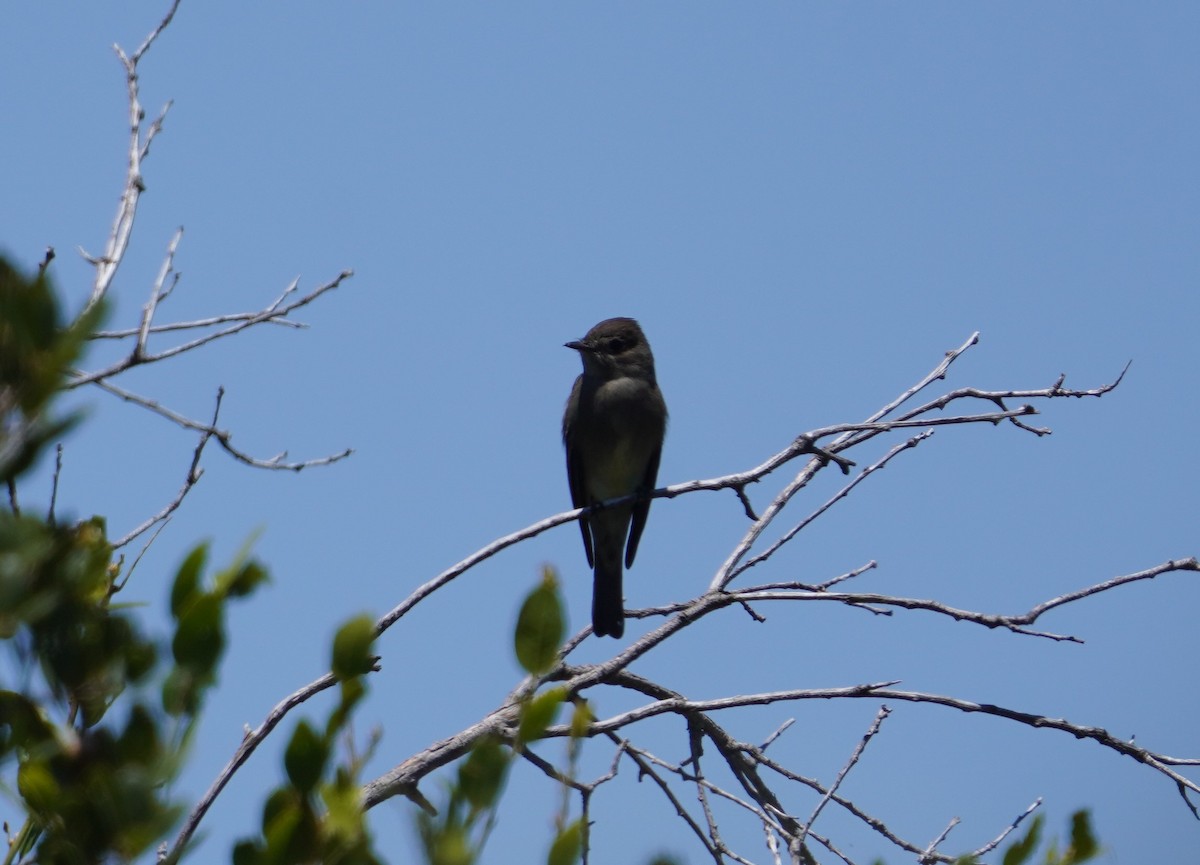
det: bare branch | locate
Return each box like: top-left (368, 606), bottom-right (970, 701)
top-left (135, 227), bottom-right (184, 360)
top-left (85, 379), bottom-right (352, 472)
top-left (558, 684), bottom-right (1200, 811)
top-left (47, 443), bottom-right (64, 526)
top-left (613, 737), bottom-right (724, 864)
top-left (797, 706), bottom-right (891, 850)
top-left (963, 799), bottom-right (1042, 862)
top-left (38, 246), bottom-right (56, 275)
top-left (130, 0), bottom-right (182, 65)
top-left (1022, 557), bottom-right (1200, 620)
top-left (119, 519), bottom-right (170, 591)
top-left (84, 3), bottom-right (180, 311)
top-left (731, 431), bottom-right (934, 582)
top-left (72, 271), bottom-right (353, 388)
top-left (760, 718), bottom-right (795, 751)
top-left (861, 332), bottom-right (981, 428)
top-left (112, 386), bottom-right (215, 549)
top-left (92, 312), bottom-right (306, 340)
top-left (920, 817), bottom-right (959, 863)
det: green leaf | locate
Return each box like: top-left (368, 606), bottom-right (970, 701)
top-left (284, 720), bottom-right (329, 795)
top-left (262, 787), bottom-right (299, 833)
top-left (119, 704), bottom-right (160, 765)
top-left (517, 687), bottom-right (566, 746)
top-left (1002, 814), bottom-right (1043, 865)
top-left (321, 774), bottom-right (365, 841)
top-left (0, 258), bottom-right (103, 410)
top-left (262, 796), bottom-right (305, 865)
top-left (16, 760), bottom-right (61, 817)
top-left (331, 614), bottom-right (377, 681)
top-left (172, 593), bottom-right (224, 673)
top-left (514, 568), bottom-right (564, 676)
top-left (225, 559), bottom-right (269, 598)
top-left (458, 736), bottom-right (509, 813)
top-left (327, 677), bottom-right (367, 738)
top-left (1063, 810), bottom-right (1099, 864)
top-left (232, 840), bottom-right (265, 865)
top-left (568, 700), bottom-right (593, 740)
top-left (424, 825), bottom-right (473, 865)
top-left (170, 544), bottom-right (209, 620)
top-left (546, 818), bottom-right (583, 865)
top-left (161, 665), bottom-right (197, 717)
top-left (0, 690), bottom-right (56, 748)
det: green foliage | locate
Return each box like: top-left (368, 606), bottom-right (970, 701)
top-left (514, 566), bottom-right (565, 676)
top-left (517, 686), bottom-right (566, 747)
top-left (1, 255), bottom-right (265, 864)
top-left (1, 514), bottom-right (144, 726)
top-left (0, 256), bottom-right (102, 482)
top-left (546, 819), bottom-right (583, 865)
top-left (419, 571), bottom-right (593, 865)
top-left (285, 721), bottom-right (330, 795)
top-left (1, 524), bottom-right (264, 864)
top-left (230, 615), bottom-right (383, 865)
top-left (331, 614), bottom-right (377, 681)
top-left (163, 542), bottom-right (270, 717)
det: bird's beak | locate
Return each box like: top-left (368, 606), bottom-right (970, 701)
top-left (564, 339), bottom-right (589, 352)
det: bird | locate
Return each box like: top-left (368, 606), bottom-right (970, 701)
top-left (562, 317), bottom-right (667, 638)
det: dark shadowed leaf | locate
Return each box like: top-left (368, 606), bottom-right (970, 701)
top-left (284, 720), bottom-right (329, 795)
top-left (170, 545), bottom-right (208, 620)
top-left (172, 593), bottom-right (224, 673)
top-left (1065, 810), bottom-right (1099, 863)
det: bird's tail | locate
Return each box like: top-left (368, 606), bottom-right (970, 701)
top-left (592, 554), bottom-right (625, 639)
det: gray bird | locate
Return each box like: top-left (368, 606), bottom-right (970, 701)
top-left (562, 318), bottom-right (668, 638)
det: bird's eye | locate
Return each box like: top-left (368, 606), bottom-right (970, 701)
top-left (607, 337), bottom-right (627, 353)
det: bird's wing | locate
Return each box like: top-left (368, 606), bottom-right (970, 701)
top-left (563, 385), bottom-right (595, 568)
top-left (625, 439), bottom-right (661, 569)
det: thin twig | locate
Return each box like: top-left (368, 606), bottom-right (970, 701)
top-left (797, 706), bottom-right (891, 849)
top-left (47, 443), bottom-right (64, 525)
top-left (92, 311), bottom-right (306, 340)
top-left (920, 816), bottom-right (960, 863)
top-left (135, 227), bottom-right (184, 360)
top-left (615, 736), bottom-right (723, 864)
top-left (119, 519), bottom-right (170, 591)
top-left (84, 1), bottom-right (180, 310)
top-left (732, 432), bottom-right (934, 582)
top-left (72, 271), bottom-right (353, 388)
top-left (861, 332), bottom-right (980, 428)
top-left (112, 387), bottom-right (217, 549)
top-left (962, 799), bottom-right (1042, 862)
top-left (86, 379), bottom-right (352, 472)
top-left (38, 247), bottom-right (56, 275)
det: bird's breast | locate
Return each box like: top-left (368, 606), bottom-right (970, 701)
top-left (577, 377), bottom-right (664, 500)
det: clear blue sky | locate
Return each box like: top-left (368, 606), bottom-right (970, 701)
top-left (3, 2), bottom-right (1198, 862)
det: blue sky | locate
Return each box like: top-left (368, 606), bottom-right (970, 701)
top-left (3, 2), bottom-right (1198, 862)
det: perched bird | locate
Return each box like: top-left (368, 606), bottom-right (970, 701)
top-left (562, 318), bottom-right (667, 638)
